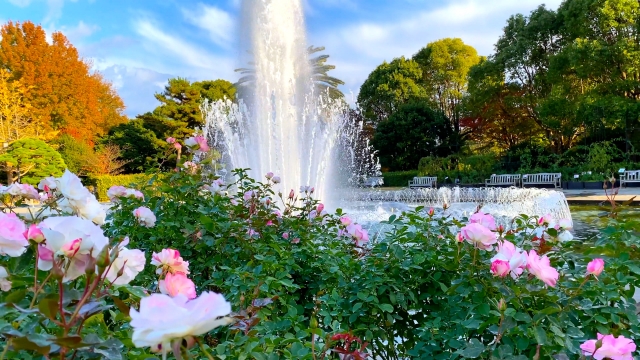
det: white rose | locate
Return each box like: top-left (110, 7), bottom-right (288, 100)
top-left (70, 194), bottom-right (106, 225)
top-left (0, 266), bottom-right (11, 292)
top-left (55, 170), bottom-right (91, 201)
top-left (106, 248), bottom-right (146, 285)
top-left (38, 177), bottom-right (57, 191)
top-left (558, 230), bottom-right (574, 242)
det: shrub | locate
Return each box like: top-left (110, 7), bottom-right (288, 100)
top-left (381, 170), bottom-right (419, 187)
top-left (88, 173), bottom-right (155, 201)
top-left (0, 138), bottom-right (66, 184)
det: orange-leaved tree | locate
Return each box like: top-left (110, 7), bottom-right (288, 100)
top-left (0, 21), bottom-right (127, 145)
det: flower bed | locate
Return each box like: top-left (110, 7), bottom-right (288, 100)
top-left (0, 135), bottom-right (638, 359)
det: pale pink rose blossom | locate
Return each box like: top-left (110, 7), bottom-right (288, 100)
top-left (151, 249), bottom-right (190, 275)
top-left (0, 212), bottom-right (29, 257)
top-left (129, 292), bottom-right (232, 350)
top-left (184, 135), bottom-right (209, 153)
top-left (243, 190), bottom-right (255, 201)
top-left (340, 216), bottom-right (352, 226)
top-left (490, 260), bottom-right (510, 277)
top-left (490, 240), bottom-right (528, 279)
top-left (282, 232), bottom-right (289, 240)
top-left (55, 170), bottom-right (92, 201)
top-left (527, 250), bottom-right (559, 287)
top-left (159, 273), bottom-right (197, 299)
top-left (456, 232), bottom-right (464, 242)
top-left (7, 183), bottom-right (39, 199)
top-left (586, 258), bottom-right (605, 277)
top-left (428, 208), bottom-right (435, 216)
top-left (580, 333), bottom-right (636, 360)
top-left (266, 220), bottom-right (274, 226)
top-left (460, 223), bottom-right (497, 250)
top-left (166, 137), bottom-right (176, 144)
top-left (347, 224), bottom-right (369, 247)
top-left (272, 176), bottom-right (281, 184)
top-left (174, 143), bottom-right (182, 150)
top-left (265, 172), bottom-right (274, 179)
top-left (469, 212), bottom-right (497, 231)
top-left (107, 185), bottom-right (128, 200)
top-left (558, 218), bottom-right (572, 230)
top-left (0, 266), bottom-right (11, 292)
top-left (106, 247), bottom-right (146, 285)
top-left (291, 238), bottom-right (300, 244)
top-left (38, 216), bottom-right (109, 281)
top-left (317, 203), bottom-right (325, 213)
top-left (133, 207), bottom-right (156, 227)
top-left (38, 177), bottom-right (57, 191)
top-left (538, 214), bottom-right (553, 226)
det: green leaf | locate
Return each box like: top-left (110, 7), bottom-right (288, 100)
top-left (12, 334), bottom-right (53, 355)
top-left (379, 304), bottom-right (393, 313)
top-left (459, 338), bottom-right (484, 358)
top-left (533, 326), bottom-right (547, 345)
top-left (352, 303), bottom-right (363, 312)
top-left (38, 296), bottom-right (59, 321)
top-left (4, 289), bottom-right (26, 305)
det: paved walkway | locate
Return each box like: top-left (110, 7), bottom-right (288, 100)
top-left (563, 188), bottom-right (640, 204)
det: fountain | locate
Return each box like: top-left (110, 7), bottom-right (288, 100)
top-left (201, 0), bottom-right (573, 227)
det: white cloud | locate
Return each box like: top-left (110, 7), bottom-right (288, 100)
top-left (60, 21), bottom-right (99, 42)
top-left (312, 0), bottom-right (564, 96)
top-left (133, 18), bottom-right (232, 72)
top-left (182, 4), bottom-right (235, 47)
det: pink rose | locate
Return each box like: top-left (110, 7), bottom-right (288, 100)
top-left (527, 250), bottom-right (559, 287)
top-left (60, 238), bottom-right (81, 257)
top-left (491, 259), bottom-right (510, 277)
top-left (586, 258), bottom-right (605, 277)
top-left (0, 213), bottom-right (29, 257)
top-left (24, 224), bottom-right (45, 243)
top-left (288, 189), bottom-right (295, 199)
top-left (174, 143), bottom-right (182, 150)
top-left (106, 247), bottom-right (146, 285)
top-left (129, 292), bottom-right (232, 349)
top-left (38, 245), bottom-right (54, 262)
top-left (538, 214), bottom-right (553, 226)
top-left (282, 232), bottom-right (289, 240)
top-left (340, 216), bottom-right (352, 226)
top-left (460, 223), bottom-right (497, 250)
top-left (6, 183), bottom-right (39, 199)
top-left (291, 238), bottom-right (300, 244)
top-left (317, 203), bottom-right (325, 213)
top-left (272, 176), bottom-right (281, 184)
top-left (581, 333), bottom-right (636, 359)
top-left (166, 137), bottom-right (176, 144)
top-left (470, 212), bottom-right (497, 231)
top-left (243, 190), bottom-right (255, 201)
top-left (151, 249), bottom-right (190, 275)
top-left (428, 208), bottom-right (435, 216)
top-left (265, 172), bottom-right (274, 179)
top-left (107, 185), bottom-right (128, 201)
top-left (133, 207), bottom-right (156, 227)
top-left (347, 224), bottom-right (369, 247)
top-left (491, 240), bottom-right (527, 279)
top-left (0, 266), bottom-right (11, 292)
top-left (456, 232), bottom-right (464, 242)
top-left (159, 273), bottom-right (197, 299)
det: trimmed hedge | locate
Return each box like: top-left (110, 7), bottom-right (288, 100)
top-left (87, 174), bottom-right (154, 202)
top-left (381, 170), bottom-right (419, 187)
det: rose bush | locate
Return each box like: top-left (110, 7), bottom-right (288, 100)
top-left (0, 136), bottom-right (638, 359)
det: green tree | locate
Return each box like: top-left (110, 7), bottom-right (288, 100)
top-left (0, 138), bottom-right (66, 184)
top-left (154, 78), bottom-right (236, 128)
top-left (357, 57), bottom-right (427, 127)
top-left (102, 120), bottom-right (166, 173)
top-left (54, 134), bottom-right (97, 176)
top-left (412, 38), bottom-right (483, 135)
top-left (372, 103), bottom-right (454, 171)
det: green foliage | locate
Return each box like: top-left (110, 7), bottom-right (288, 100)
top-left (372, 103), bottom-right (454, 171)
top-left (0, 138), bottom-right (66, 184)
top-left (87, 173), bottom-right (155, 201)
top-left (102, 120), bottom-right (167, 173)
top-left (418, 154), bottom-right (498, 183)
top-left (357, 57), bottom-right (427, 126)
top-left (413, 37), bottom-right (483, 132)
top-left (380, 170), bottom-right (419, 187)
top-left (54, 134), bottom-right (97, 176)
top-left (154, 77), bottom-right (236, 128)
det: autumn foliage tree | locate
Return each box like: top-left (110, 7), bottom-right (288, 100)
top-left (0, 21), bottom-right (127, 145)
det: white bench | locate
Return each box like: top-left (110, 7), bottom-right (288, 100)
top-left (362, 176), bottom-right (384, 187)
top-left (409, 176), bottom-right (437, 188)
top-left (485, 174), bottom-right (521, 187)
top-left (522, 173), bottom-right (561, 188)
top-left (620, 170), bottom-right (640, 187)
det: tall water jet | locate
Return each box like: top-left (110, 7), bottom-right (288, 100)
top-left (203, 0), bottom-right (359, 202)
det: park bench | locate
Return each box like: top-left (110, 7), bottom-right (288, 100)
top-left (361, 176), bottom-right (384, 187)
top-left (485, 174), bottom-right (521, 187)
top-left (408, 176), bottom-right (437, 189)
top-left (522, 173), bottom-right (562, 189)
top-left (620, 170), bottom-right (640, 187)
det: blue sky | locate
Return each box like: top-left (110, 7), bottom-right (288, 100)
top-left (2, 0), bottom-right (563, 117)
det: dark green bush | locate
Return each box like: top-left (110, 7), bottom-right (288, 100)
top-left (381, 170), bottom-right (419, 187)
top-left (418, 154), bottom-right (498, 183)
